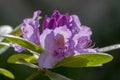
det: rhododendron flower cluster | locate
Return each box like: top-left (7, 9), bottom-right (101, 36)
top-left (11, 10), bottom-right (98, 69)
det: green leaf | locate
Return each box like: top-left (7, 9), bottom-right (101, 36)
top-left (8, 54), bottom-right (37, 64)
top-left (0, 42), bottom-right (10, 48)
top-left (4, 35), bottom-right (44, 54)
top-left (17, 59), bottom-right (39, 68)
top-left (0, 25), bottom-right (24, 55)
top-left (0, 25), bottom-right (21, 54)
top-left (0, 68), bottom-right (15, 79)
top-left (56, 53), bottom-right (113, 68)
top-left (7, 54), bottom-right (38, 68)
top-left (0, 25), bottom-right (21, 43)
top-left (46, 70), bottom-right (72, 80)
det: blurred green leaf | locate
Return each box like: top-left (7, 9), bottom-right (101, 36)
top-left (0, 42), bottom-right (10, 48)
top-left (56, 53), bottom-right (113, 68)
top-left (17, 59), bottom-right (39, 68)
top-left (8, 54), bottom-right (37, 64)
top-left (0, 25), bottom-right (21, 54)
top-left (7, 54), bottom-right (38, 68)
top-left (0, 68), bottom-right (15, 79)
top-left (4, 35), bottom-right (44, 54)
top-left (1, 25), bottom-right (21, 43)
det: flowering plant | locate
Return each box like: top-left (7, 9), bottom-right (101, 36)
top-left (0, 10), bottom-right (115, 80)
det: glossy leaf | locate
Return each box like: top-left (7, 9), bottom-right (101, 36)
top-left (0, 25), bottom-right (21, 43)
top-left (0, 25), bottom-right (13, 41)
top-left (8, 54), bottom-right (37, 64)
top-left (56, 53), bottom-right (113, 68)
top-left (7, 54), bottom-right (38, 68)
top-left (4, 35), bottom-right (44, 54)
top-left (0, 68), bottom-right (15, 79)
top-left (17, 59), bottom-right (39, 68)
top-left (0, 42), bottom-right (10, 48)
top-left (0, 25), bottom-right (21, 54)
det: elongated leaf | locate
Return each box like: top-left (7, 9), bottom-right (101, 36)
top-left (0, 68), bottom-right (15, 79)
top-left (46, 70), bottom-right (72, 80)
top-left (1, 25), bottom-right (21, 43)
top-left (4, 35), bottom-right (44, 54)
top-left (0, 26), bottom-right (21, 54)
top-left (0, 25), bottom-right (13, 41)
top-left (56, 53), bottom-right (113, 68)
top-left (17, 59), bottom-right (39, 68)
top-left (7, 54), bottom-right (38, 68)
top-left (0, 42), bottom-right (10, 48)
top-left (8, 54), bottom-right (37, 64)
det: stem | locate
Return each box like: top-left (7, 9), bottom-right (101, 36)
top-left (26, 69), bottom-right (42, 80)
top-left (45, 70), bottom-right (73, 80)
top-left (99, 44), bottom-right (120, 52)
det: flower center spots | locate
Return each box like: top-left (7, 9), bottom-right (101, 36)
top-left (53, 48), bottom-right (66, 59)
top-left (55, 35), bottom-right (65, 47)
top-left (53, 35), bottom-right (67, 58)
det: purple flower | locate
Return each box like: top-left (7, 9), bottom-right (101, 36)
top-left (11, 10), bottom-right (97, 68)
top-left (11, 10), bottom-right (41, 52)
top-left (38, 10), bottom-right (97, 69)
top-left (38, 26), bottom-right (71, 68)
top-left (42, 10), bottom-right (70, 29)
top-left (21, 10), bottom-right (41, 45)
top-left (10, 43), bottom-right (25, 53)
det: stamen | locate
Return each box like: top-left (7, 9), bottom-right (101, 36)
top-left (87, 40), bottom-right (96, 48)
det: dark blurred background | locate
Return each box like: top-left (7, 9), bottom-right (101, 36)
top-left (0, 0), bottom-right (120, 80)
